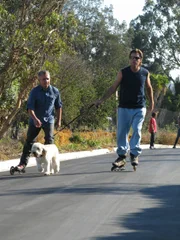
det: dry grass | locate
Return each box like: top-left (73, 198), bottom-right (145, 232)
top-left (0, 129), bottom-right (178, 161)
top-left (141, 130), bottom-right (177, 145)
top-left (0, 139), bottom-right (23, 161)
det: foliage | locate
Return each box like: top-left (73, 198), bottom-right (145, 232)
top-left (150, 73), bottom-right (169, 90)
top-left (63, 0), bottom-right (133, 128)
top-left (163, 91), bottom-right (180, 112)
top-left (0, 0), bottom-right (134, 137)
top-left (50, 54), bottom-right (96, 129)
top-left (130, 0), bottom-right (180, 79)
top-left (35, 129), bottom-right (115, 152)
top-left (162, 77), bottom-right (180, 111)
top-left (1, 127), bottom-right (180, 160)
top-left (0, 0), bottom-right (68, 138)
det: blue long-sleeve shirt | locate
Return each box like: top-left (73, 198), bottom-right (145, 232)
top-left (27, 85), bottom-right (62, 125)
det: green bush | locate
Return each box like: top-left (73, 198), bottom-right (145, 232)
top-left (69, 134), bottom-right (85, 144)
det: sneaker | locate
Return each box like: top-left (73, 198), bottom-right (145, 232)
top-left (113, 155), bottom-right (126, 168)
top-left (130, 153), bottom-right (139, 166)
top-left (173, 146), bottom-right (176, 149)
top-left (16, 165), bottom-right (25, 171)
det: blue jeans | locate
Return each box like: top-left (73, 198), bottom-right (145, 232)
top-left (19, 123), bottom-right (54, 166)
top-left (116, 107), bottom-right (146, 157)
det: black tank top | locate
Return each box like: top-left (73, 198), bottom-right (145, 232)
top-left (118, 66), bottom-right (148, 108)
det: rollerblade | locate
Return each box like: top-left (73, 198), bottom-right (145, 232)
top-left (10, 165), bottom-right (26, 175)
top-left (130, 153), bottom-right (138, 171)
top-left (111, 155), bottom-right (126, 172)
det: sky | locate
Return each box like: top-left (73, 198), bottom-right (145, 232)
top-left (103, 0), bottom-right (145, 25)
top-left (103, 0), bottom-right (180, 79)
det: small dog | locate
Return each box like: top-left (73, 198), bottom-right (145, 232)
top-left (31, 142), bottom-right (60, 175)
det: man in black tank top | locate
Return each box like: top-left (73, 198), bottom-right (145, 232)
top-left (94, 49), bottom-right (154, 171)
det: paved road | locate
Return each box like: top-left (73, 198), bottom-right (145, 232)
top-left (0, 148), bottom-right (180, 240)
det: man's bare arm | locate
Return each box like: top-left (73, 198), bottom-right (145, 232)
top-left (94, 71), bottom-right (122, 106)
top-left (146, 73), bottom-right (154, 111)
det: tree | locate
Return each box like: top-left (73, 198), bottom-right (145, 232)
top-left (0, 0), bottom-right (135, 137)
top-left (150, 73), bottom-right (169, 108)
top-left (162, 77), bottom-right (180, 111)
top-left (45, 53), bottom-right (96, 129)
top-left (0, 0), bottom-right (68, 138)
top-left (130, 0), bottom-right (180, 80)
top-left (63, 0), bottom-right (133, 128)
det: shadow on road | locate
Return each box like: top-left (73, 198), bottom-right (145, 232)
top-left (1, 149), bottom-right (180, 239)
top-left (0, 182), bottom-right (140, 196)
top-left (91, 184), bottom-right (180, 240)
top-left (1, 183), bottom-right (180, 239)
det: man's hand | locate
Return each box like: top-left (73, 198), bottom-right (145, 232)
top-left (148, 101), bottom-right (154, 112)
top-left (28, 110), bottom-right (42, 128)
top-left (55, 121), bottom-right (61, 130)
top-left (33, 119), bottom-right (42, 128)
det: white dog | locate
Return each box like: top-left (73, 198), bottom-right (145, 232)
top-left (31, 142), bottom-right (60, 175)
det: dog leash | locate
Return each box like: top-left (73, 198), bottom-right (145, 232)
top-left (53, 103), bottom-right (95, 137)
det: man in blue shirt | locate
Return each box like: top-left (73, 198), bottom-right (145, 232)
top-left (17, 70), bottom-right (62, 171)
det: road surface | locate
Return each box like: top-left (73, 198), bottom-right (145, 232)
top-left (0, 148), bottom-right (180, 240)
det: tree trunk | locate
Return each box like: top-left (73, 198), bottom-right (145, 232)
top-left (0, 77), bottom-right (37, 139)
top-left (0, 99), bottom-right (22, 139)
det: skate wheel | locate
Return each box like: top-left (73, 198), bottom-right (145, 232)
top-left (111, 166), bottom-right (125, 172)
top-left (111, 166), bottom-right (119, 171)
top-left (111, 166), bottom-right (115, 171)
top-left (22, 169), bottom-right (26, 173)
top-left (10, 166), bottom-right (15, 175)
top-left (120, 167), bottom-right (126, 171)
top-left (133, 166), bottom-right (137, 171)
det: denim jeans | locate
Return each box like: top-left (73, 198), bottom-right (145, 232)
top-left (19, 123), bottom-right (54, 166)
top-left (116, 107), bottom-right (146, 157)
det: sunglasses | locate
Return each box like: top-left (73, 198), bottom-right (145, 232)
top-left (130, 56), bottom-right (141, 60)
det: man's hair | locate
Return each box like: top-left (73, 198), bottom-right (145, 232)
top-left (152, 112), bottom-right (156, 118)
top-left (38, 70), bottom-right (50, 77)
top-left (129, 49), bottom-right (143, 59)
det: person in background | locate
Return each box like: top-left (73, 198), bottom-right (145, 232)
top-left (149, 112), bottom-right (157, 149)
top-left (173, 115), bottom-right (180, 148)
top-left (16, 70), bottom-right (62, 171)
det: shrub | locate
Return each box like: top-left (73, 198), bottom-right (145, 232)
top-left (0, 128), bottom-right (178, 161)
top-left (69, 134), bottom-right (85, 144)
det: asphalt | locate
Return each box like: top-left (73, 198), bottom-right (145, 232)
top-left (0, 144), bottom-right (174, 173)
top-left (0, 146), bottom-right (180, 240)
